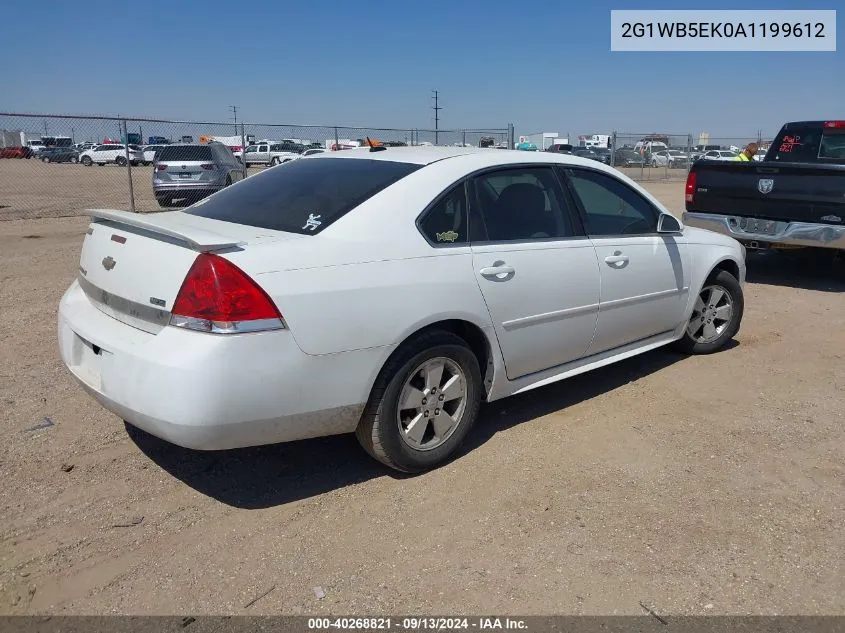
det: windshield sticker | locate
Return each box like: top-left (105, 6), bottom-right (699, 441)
top-left (302, 213), bottom-right (322, 231)
top-left (436, 230), bottom-right (459, 243)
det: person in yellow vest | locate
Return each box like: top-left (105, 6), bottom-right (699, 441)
top-left (735, 142), bottom-right (758, 161)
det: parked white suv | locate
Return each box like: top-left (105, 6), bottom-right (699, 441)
top-left (80, 144), bottom-right (144, 166)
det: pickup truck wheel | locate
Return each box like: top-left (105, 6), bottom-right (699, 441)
top-left (270, 157), bottom-right (279, 166)
top-left (356, 330), bottom-right (482, 473)
top-left (674, 270), bottom-right (744, 355)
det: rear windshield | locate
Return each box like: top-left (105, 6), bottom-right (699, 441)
top-left (157, 145), bottom-right (213, 162)
top-left (185, 157), bottom-right (422, 235)
top-left (769, 124), bottom-right (845, 162)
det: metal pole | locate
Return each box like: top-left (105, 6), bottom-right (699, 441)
top-left (610, 131), bottom-right (616, 168)
top-left (334, 126), bottom-right (339, 151)
top-left (122, 120), bottom-right (136, 213)
top-left (240, 122), bottom-right (246, 170)
top-left (462, 130), bottom-right (466, 147)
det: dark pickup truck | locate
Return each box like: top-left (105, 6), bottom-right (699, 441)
top-left (683, 120), bottom-right (845, 253)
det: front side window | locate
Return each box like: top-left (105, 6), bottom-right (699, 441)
top-left (185, 157), bottom-right (421, 235)
top-left (418, 183), bottom-right (468, 245)
top-left (471, 167), bottom-right (576, 242)
top-left (565, 168), bottom-right (658, 236)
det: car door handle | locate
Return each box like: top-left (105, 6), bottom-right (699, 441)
top-left (604, 252), bottom-right (629, 266)
top-left (479, 264), bottom-right (515, 279)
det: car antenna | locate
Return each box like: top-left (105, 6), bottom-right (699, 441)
top-left (366, 136), bottom-right (387, 152)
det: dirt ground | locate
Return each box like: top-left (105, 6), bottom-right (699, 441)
top-left (0, 177), bottom-right (843, 616)
top-left (0, 157), bottom-right (687, 220)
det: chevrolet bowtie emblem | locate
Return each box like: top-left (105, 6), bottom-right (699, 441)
top-left (102, 256), bottom-right (116, 271)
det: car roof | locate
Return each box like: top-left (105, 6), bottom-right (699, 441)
top-left (309, 145), bottom-right (614, 170)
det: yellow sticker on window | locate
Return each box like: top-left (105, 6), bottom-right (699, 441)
top-left (435, 230), bottom-right (459, 243)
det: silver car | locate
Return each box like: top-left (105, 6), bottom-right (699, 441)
top-left (152, 142), bottom-right (246, 207)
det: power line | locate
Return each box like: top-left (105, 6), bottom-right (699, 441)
top-left (431, 90), bottom-right (442, 145)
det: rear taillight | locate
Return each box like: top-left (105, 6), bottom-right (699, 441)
top-left (156, 164), bottom-right (168, 171)
top-left (823, 121), bottom-right (845, 128)
top-left (685, 170), bottom-right (697, 205)
top-left (200, 163), bottom-right (216, 170)
top-left (170, 253), bottom-right (285, 334)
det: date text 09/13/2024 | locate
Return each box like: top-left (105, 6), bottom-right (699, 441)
top-left (307, 618), bottom-right (528, 630)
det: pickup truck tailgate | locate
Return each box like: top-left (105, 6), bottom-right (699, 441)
top-left (692, 162), bottom-right (845, 224)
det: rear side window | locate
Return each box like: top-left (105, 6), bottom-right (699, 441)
top-left (158, 146), bottom-right (214, 161)
top-left (818, 128), bottom-right (845, 159)
top-left (767, 124), bottom-right (845, 162)
top-left (418, 183), bottom-right (468, 245)
top-left (185, 158), bottom-right (422, 235)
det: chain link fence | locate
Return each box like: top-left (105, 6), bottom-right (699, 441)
top-left (0, 112), bottom-right (510, 219)
top-left (1, 112), bottom-right (767, 220)
top-left (567, 132), bottom-right (763, 182)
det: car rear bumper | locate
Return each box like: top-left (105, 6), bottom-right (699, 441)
top-left (153, 183), bottom-right (224, 197)
top-left (683, 211), bottom-right (845, 250)
top-left (58, 279), bottom-right (380, 450)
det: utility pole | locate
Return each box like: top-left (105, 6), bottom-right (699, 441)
top-left (431, 90), bottom-right (442, 145)
top-left (230, 105), bottom-right (239, 135)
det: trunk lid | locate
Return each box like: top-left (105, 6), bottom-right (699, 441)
top-left (77, 209), bottom-right (302, 334)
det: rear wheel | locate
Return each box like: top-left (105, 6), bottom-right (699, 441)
top-left (115, 156), bottom-right (127, 167)
top-left (356, 330), bottom-right (483, 473)
top-left (674, 270), bottom-right (744, 355)
top-left (81, 156), bottom-right (92, 166)
top-left (270, 157), bottom-right (280, 166)
top-left (42, 156), bottom-right (50, 163)
top-left (70, 156), bottom-right (78, 164)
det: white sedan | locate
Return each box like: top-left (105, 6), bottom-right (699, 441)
top-left (58, 147), bottom-right (746, 472)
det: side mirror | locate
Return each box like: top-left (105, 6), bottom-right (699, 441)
top-left (657, 212), bottom-right (683, 234)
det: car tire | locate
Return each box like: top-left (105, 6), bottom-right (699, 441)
top-left (674, 269), bottom-right (744, 355)
top-left (270, 157), bottom-right (279, 166)
top-left (115, 156), bottom-right (127, 167)
top-left (81, 156), bottom-right (92, 166)
top-left (42, 156), bottom-right (50, 163)
top-left (356, 330), bottom-right (483, 473)
top-left (70, 156), bottom-right (78, 164)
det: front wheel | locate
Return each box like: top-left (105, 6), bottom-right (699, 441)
top-left (356, 330), bottom-right (483, 473)
top-left (70, 156), bottom-right (78, 164)
top-left (674, 270), bottom-right (744, 354)
top-left (115, 156), bottom-right (127, 166)
top-left (81, 156), bottom-right (92, 166)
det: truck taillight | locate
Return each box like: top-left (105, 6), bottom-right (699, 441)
top-left (156, 164), bottom-right (168, 171)
top-left (685, 171), bottom-right (697, 204)
top-left (170, 253), bottom-right (285, 334)
top-left (823, 121), bottom-right (845, 128)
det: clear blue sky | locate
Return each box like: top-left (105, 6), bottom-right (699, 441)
top-left (1, 0), bottom-right (841, 138)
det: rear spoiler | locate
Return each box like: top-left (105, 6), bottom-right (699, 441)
top-left (87, 209), bottom-right (244, 252)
